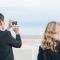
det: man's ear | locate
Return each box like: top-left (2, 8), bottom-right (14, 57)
top-left (0, 21), bottom-right (2, 25)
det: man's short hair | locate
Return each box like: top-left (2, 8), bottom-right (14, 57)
top-left (0, 13), bottom-right (4, 21)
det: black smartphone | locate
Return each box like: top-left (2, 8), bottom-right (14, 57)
top-left (12, 21), bottom-right (17, 25)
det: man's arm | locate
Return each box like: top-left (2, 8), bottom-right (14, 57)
top-left (7, 20), bottom-right (22, 48)
top-left (7, 31), bottom-right (22, 48)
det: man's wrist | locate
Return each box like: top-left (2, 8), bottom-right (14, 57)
top-left (7, 27), bottom-right (10, 31)
top-left (16, 32), bottom-right (20, 35)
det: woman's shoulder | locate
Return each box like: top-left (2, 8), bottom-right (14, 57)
top-left (39, 46), bottom-right (44, 52)
top-left (56, 40), bottom-right (60, 50)
top-left (38, 46), bottom-right (42, 50)
top-left (39, 46), bottom-right (52, 52)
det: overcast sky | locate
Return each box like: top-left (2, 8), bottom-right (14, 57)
top-left (0, 0), bottom-right (60, 8)
top-left (0, 0), bottom-right (60, 35)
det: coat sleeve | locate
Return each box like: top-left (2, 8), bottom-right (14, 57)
top-left (37, 47), bottom-right (44, 60)
top-left (7, 31), bottom-right (22, 48)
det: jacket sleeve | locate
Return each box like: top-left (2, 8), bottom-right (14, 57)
top-left (7, 31), bottom-right (22, 48)
top-left (37, 47), bottom-right (43, 60)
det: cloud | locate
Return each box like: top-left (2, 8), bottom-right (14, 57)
top-left (0, 0), bottom-right (60, 8)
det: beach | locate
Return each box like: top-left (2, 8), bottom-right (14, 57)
top-left (13, 35), bottom-right (42, 60)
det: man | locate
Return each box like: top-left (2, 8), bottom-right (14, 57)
top-left (0, 13), bottom-right (22, 60)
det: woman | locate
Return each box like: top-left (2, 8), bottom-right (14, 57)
top-left (37, 21), bottom-right (60, 60)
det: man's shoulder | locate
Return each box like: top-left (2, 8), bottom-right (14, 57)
top-left (4, 30), bottom-right (11, 35)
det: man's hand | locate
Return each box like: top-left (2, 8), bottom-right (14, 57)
top-left (12, 25), bottom-right (20, 34)
top-left (7, 20), bottom-right (12, 29)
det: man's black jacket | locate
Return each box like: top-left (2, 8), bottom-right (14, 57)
top-left (0, 30), bottom-right (22, 60)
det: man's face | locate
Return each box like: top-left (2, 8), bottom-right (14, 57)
top-left (1, 21), bottom-right (5, 30)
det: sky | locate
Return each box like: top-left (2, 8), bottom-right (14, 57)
top-left (0, 0), bottom-right (60, 35)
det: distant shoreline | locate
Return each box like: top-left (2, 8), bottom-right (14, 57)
top-left (21, 35), bottom-right (43, 39)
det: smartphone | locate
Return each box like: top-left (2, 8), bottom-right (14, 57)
top-left (12, 21), bottom-right (17, 25)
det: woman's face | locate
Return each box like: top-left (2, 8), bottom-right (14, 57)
top-left (45, 24), bottom-right (60, 40)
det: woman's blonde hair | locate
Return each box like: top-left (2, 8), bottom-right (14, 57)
top-left (41, 21), bottom-right (60, 52)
